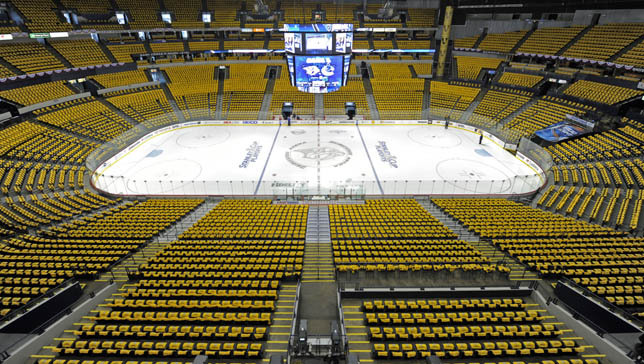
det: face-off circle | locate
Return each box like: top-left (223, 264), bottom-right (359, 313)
top-left (435, 159), bottom-right (513, 193)
top-left (176, 129), bottom-right (231, 148)
top-left (408, 127), bottom-right (463, 148)
top-left (124, 159), bottom-right (203, 193)
top-left (285, 141), bottom-right (352, 169)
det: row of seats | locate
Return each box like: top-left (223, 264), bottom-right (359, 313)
top-left (166, 64), bottom-right (219, 120)
top-left (357, 294), bottom-right (599, 363)
top-left (333, 239), bottom-right (488, 264)
top-left (365, 311), bottom-right (543, 325)
top-left (563, 79), bottom-right (643, 105)
top-left (541, 177), bottom-right (643, 230)
top-left (541, 117), bottom-right (644, 232)
top-left (370, 63), bottom-right (426, 119)
top-left (336, 263), bottom-right (508, 274)
top-left (8, 1), bottom-right (434, 32)
top-left (50, 39), bottom-right (112, 68)
top-left (478, 30), bottom-right (528, 53)
top-left (497, 72), bottom-right (544, 88)
top-left (563, 23), bottom-right (644, 61)
top-left (0, 190), bottom-right (182, 319)
top-left (323, 78), bottom-right (371, 117)
top-left (502, 97), bottom-right (591, 143)
top-left (107, 88), bottom-right (179, 128)
top-left (222, 64), bottom-right (268, 119)
top-left (373, 340), bottom-right (586, 359)
top-left (39, 360), bottom-right (600, 364)
top-left (454, 35), bottom-right (480, 49)
top-left (454, 23), bottom-right (643, 63)
top-left (455, 56), bottom-right (502, 80)
top-left (43, 199), bottom-right (203, 239)
top-left (106, 298), bottom-right (275, 311)
top-left (74, 324), bottom-right (266, 340)
top-left (330, 200), bottom-right (508, 274)
top-left (0, 81), bottom-right (75, 106)
top-left (617, 37), bottom-right (644, 66)
top-left (369, 324), bottom-right (562, 340)
top-left (517, 26), bottom-right (586, 55)
top-left (363, 298), bottom-right (528, 311)
top-left (0, 161), bottom-right (86, 194)
top-left (0, 190), bottom-right (115, 232)
top-left (468, 87), bottom-right (531, 129)
top-left (36, 99), bottom-right (134, 141)
top-left (0, 23), bottom-right (637, 77)
top-left (432, 198), bottom-right (623, 238)
top-left (52, 340), bottom-right (262, 358)
top-left (0, 121), bottom-right (97, 164)
top-left (41, 200), bottom-right (306, 362)
top-left (271, 69), bottom-right (314, 116)
top-left (90, 70), bottom-right (150, 89)
top-left (494, 236), bottom-right (644, 316)
top-left (429, 81), bottom-right (480, 120)
top-left (11, 0), bottom-right (72, 32)
top-left (547, 120), bottom-right (644, 164)
top-left (329, 200), bottom-right (457, 239)
top-left (434, 197), bottom-right (644, 317)
top-left (0, 42), bottom-right (64, 74)
top-left (180, 200), bottom-right (308, 240)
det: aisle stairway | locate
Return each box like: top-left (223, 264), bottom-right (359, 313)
top-left (264, 283), bottom-right (299, 358)
top-left (416, 198), bottom-right (479, 242)
top-left (305, 205), bottom-right (331, 244)
top-left (341, 300), bottom-right (371, 362)
top-left (417, 198), bottom-right (540, 281)
top-left (303, 206), bottom-right (333, 282)
top-left (362, 76), bottom-right (380, 120)
top-left (610, 33), bottom-right (644, 61)
top-left (556, 25), bottom-right (593, 56)
top-left (421, 79), bottom-right (431, 120)
top-left (160, 83), bottom-right (186, 122)
top-left (100, 199), bottom-right (219, 283)
top-left (299, 205), bottom-right (339, 335)
top-left (315, 94), bottom-right (324, 119)
top-left (154, 198), bottom-right (220, 242)
top-left (458, 87), bottom-right (488, 123)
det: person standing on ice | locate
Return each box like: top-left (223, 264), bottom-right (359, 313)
top-left (479, 131), bottom-right (483, 145)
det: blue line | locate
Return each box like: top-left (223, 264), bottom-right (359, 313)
top-left (356, 124), bottom-right (384, 195)
top-left (254, 123), bottom-right (281, 195)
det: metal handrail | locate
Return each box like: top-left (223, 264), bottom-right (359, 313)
top-left (0, 280), bottom-right (91, 363)
top-left (0, 277), bottom-right (76, 327)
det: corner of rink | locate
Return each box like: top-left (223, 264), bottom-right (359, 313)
top-left (89, 119), bottom-right (548, 197)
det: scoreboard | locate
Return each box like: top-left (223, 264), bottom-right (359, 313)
top-left (284, 24), bottom-right (353, 94)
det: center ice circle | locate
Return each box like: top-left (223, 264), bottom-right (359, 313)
top-left (285, 141), bottom-right (352, 169)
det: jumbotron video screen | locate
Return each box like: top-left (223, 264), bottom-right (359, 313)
top-left (284, 23), bottom-right (353, 93)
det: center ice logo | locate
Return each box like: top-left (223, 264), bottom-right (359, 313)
top-left (285, 141), bottom-right (352, 169)
top-left (298, 147), bottom-right (343, 161)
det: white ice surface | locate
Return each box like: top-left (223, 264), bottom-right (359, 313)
top-left (93, 124), bottom-right (544, 196)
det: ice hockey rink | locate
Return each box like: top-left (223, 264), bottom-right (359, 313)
top-left (92, 122), bottom-right (545, 196)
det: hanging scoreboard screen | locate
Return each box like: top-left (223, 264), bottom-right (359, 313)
top-left (284, 24), bottom-right (353, 93)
